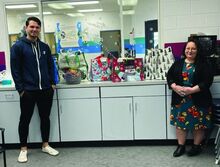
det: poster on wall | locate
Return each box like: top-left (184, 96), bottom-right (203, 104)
top-left (55, 21), bottom-right (102, 54)
top-left (59, 25), bottom-right (78, 48)
top-left (0, 51), bottom-right (6, 72)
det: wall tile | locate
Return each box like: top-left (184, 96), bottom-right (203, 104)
top-left (205, 14), bottom-right (220, 27)
top-left (162, 0), bottom-right (190, 16)
top-left (177, 15), bottom-right (206, 28)
top-left (191, 0), bottom-right (220, 14)
top-left (164, 16), bottom-right (177, 30)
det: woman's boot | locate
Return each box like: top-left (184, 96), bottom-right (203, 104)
top-left (173, 144), bottom-right (185, 157)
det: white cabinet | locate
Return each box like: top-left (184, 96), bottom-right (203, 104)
top-left (0, 90), bottom-right (60, 144)
top-left (28, 99), bottom-right (60, 143)
top-left (101, 97), bottom-right (133, 140)
top-left (0, 91), bottom-right (20, 143)
top-left (134, 96), bottom-right (166, 139)
top-left (101, 85), bottom-right (166, 140)
top-left (211, 83), bottom-right (220, 98)
top-left (58, 88), bottom-right (102, 141)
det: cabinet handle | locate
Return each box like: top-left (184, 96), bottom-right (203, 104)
top-left (129, 103), bottom-right (132, 113)
top-left (135, 103), bottom-right (137, 113)
top-left (5, 94), bottom-right (14, 100)
top-left (60, 105), bottom-right (62, 114)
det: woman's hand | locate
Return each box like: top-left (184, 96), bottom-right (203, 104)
top-left (171, 83), bottom-right (185, 97)
top-left (182, 85), bottom-right (200, 96)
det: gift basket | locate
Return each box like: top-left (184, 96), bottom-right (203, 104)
top-left (58, 50), bottom-right (88, 84)
top-left (63, 69), bottom-right (81, 84)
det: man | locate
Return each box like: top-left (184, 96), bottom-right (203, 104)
top-left (10, 16), bottom-right (59, 163)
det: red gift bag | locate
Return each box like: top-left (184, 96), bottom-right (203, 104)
top-left (110, 58), bottom-right (126, 82)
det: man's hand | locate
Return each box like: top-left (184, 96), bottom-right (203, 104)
top-left (20, 91), bottom-right (25, 97)
top-left (51, 84), bottom-right (56, 90)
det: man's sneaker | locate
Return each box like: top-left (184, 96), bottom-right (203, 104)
top-left (42, 145), bottom-right (59, 156)
top-left (18, 150), bottom-right (28, 163)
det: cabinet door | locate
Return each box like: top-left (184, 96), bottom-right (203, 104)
top-left (166, 95), bottom-right (176, 139)
top-left (59, 98), bottom-right (101, 141)
top-left (28, 100), bottom-right (60, 143)
top-left (0, 101), bottom-right (20, 143)
top-left (101, 97), bottom-right (133, 140)
top-left (134, 96), bottom-right (166, 139)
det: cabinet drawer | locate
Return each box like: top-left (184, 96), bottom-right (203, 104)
top-left (101, 85), bottom-right (165, 97)
top-left (57, 87), bottom-right (99, 99)
top-left (211, 83), bottom-right (220, 94)
top-left (0, 91), bottom-right (19, 101)
top-left (0, 90), bottom-right (57, 101)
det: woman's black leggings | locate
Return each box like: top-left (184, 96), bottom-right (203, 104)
top-left (19, 88), bottom-right (54, 147)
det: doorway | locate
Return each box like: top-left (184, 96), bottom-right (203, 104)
top-left (145, 19), bottom-right (158, 52)
top-left (100, 30), bottom-right (121, 58)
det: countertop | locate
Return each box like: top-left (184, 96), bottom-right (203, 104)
top-left (1, 76), bottom-right (220, 91)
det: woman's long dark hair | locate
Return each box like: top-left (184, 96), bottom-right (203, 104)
top-left (181, 38), bottom-right (205, 64)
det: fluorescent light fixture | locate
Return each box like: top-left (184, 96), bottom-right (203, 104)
top-left (68, 1), bottom-right (99, 5)
top-left (117, 0), bottom-right (138, 6)
top-left (78, 9), bottom-right (103, 13)
top-left (123, 10), bottom-right (135, 15)
top-left (6, 4), bottom-right (37, 9)
top-left (48, 3), bottom-right (74, 9)
top-left (67, 13), bottom-right (85, 17)
top-left (25, 12), bottom-right (52, 16)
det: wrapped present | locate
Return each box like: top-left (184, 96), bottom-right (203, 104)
top-left (90, 54), bottom-right (111, 82)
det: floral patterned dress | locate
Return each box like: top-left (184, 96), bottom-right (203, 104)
top-left (170, 62), bottom-right (212, 130)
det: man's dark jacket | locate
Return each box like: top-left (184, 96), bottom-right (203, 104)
top-left (10, 37), bottom-right (55, 93)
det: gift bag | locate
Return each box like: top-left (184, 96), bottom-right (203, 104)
top-left (124, 58), bottom-right (144, 81)
top-left (145, 47), bottom-right (174, 80)
top-left (90, 55), bottom-right (111, 82)
top-left (110, 58), bottom-right (126, 82)
top-left (134, 58), bottom-right (145, 81)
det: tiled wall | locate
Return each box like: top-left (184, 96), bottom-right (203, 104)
top-left (160, 0), bottom-right (220, 45)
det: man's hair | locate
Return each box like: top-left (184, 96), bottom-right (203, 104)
top-left (26, 16), bottom-right (41, 27)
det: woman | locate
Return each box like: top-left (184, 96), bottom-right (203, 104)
top-left (167, 39), bottom-right (214, 157)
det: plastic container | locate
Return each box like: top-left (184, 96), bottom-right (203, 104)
top-left (63, 71), bottom-right (81, 84)
top-left (1, 80), bottom-right (12, 85)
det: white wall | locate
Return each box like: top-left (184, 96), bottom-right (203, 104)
top-left (160, 0), bottom-right (220, 45)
